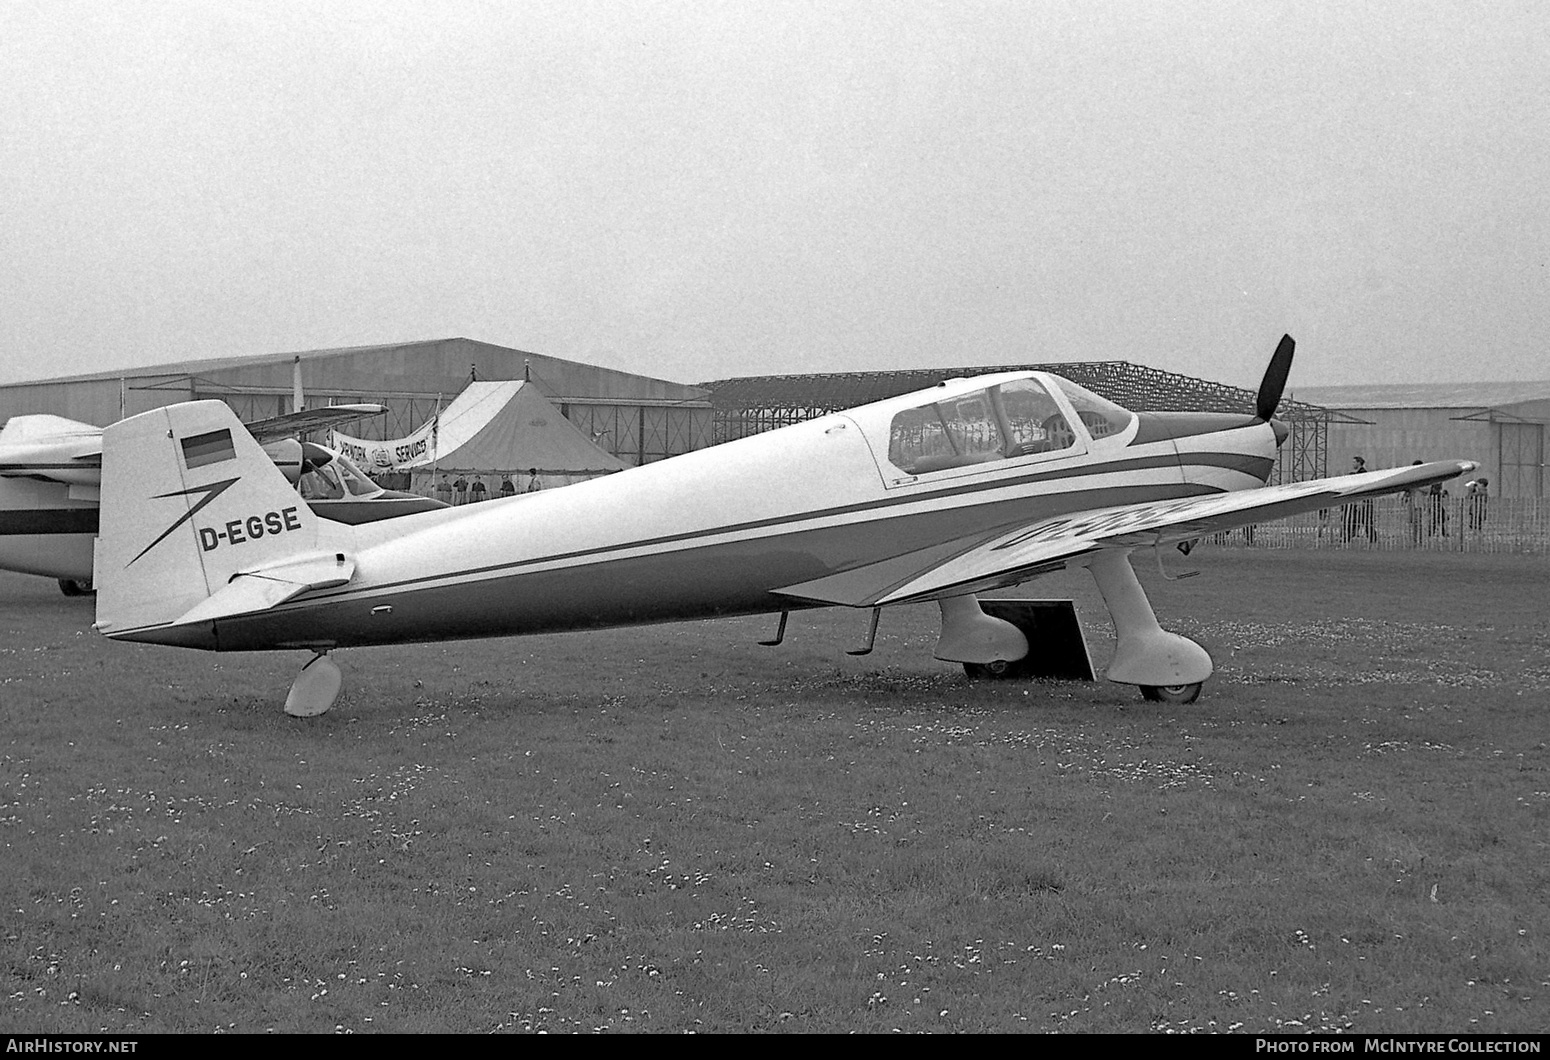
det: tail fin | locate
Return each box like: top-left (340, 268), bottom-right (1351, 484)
top-left (94, 401), bottom-right (351, 644)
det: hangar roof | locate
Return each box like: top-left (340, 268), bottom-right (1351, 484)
top-left (698, 361), bottom-right (1328, 418)
top-left (5, 337), bottom-right (710, 405)
top-left (1291, 381), bottom-right (1550, 410)
top-left (12, 339), bottom-right (463, 385)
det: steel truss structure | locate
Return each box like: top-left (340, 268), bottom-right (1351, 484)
top-left (699, 362), bottom-right (1328, 483)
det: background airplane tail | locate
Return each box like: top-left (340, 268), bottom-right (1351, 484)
top-left (94, 401), bottom-right (338, 641)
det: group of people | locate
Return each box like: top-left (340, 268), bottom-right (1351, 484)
top-left (1362, 455), bottom-right (1491, 544)
top-left (1397, 460), bottom-right (1460, 543)
top-left (1254, 455), bottom-right (1496, 547)
top-left (432, 469), bottom-right (543, 506)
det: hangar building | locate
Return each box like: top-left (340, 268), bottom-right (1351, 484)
top-left (1294, 382), bottom-right (1550, 498)
top-left (0, 338), bottom-right (714, 467)
top-left (2, 339), bottom-right (1342, 487)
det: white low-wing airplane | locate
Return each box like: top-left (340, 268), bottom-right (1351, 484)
top-left (88, 336), bottom-right (1476, 716)
top-left (0, 404), bottom-right (442, 593)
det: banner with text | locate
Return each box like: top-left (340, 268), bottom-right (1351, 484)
top-left (330, 418), bottom-right (437, 474)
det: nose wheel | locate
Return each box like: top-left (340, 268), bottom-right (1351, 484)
top-left (1139, 682), bottom-right (1202, 704)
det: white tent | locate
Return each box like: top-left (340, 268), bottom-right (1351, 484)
top-left (332, 381), bottom-right (627, 494)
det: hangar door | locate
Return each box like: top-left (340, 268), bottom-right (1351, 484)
top-left (1498, 422), bottom-right (1545, 498)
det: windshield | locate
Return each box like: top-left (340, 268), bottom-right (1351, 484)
top-left (1047, 378), bottom-right (1134, 441)
top-left (334, 454), bottom-right (383, 497)
top-left (298, 463), bottom-right (345, 500)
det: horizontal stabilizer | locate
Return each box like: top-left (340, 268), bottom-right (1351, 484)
top-left (175, 552), bottom-right (356, 625)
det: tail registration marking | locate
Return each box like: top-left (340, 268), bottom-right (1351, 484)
top-left (197, 508), bottom-right (303, 551)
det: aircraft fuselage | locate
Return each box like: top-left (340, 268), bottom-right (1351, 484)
top-left (0, 475), bottom-right (97, 582)
top-left (116, 372), bottom-right (1281, 652)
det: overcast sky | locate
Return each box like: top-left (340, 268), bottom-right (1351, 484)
top-left (3, 0), bottom-right (1546, 394)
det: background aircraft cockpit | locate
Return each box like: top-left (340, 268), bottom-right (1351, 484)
top-left (296, 442), bottom-right (448, 523)
top-left (298, 444), bottom-right (381, 501)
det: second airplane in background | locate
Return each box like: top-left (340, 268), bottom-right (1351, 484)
top-left (0, 404), bottom-right (443, 594)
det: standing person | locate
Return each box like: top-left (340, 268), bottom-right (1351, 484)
top-left (452, 474), bottom-right (468, 506)
top-left (1402, 460), bottom-right (1425, 545)
top-left (525, 467), bottom-right (543, 493)
top-left (470, 475), bottom-right (488, 503)
top-left (1357, 457), bottom-right (1376, 542)
top-left (1343, 456), bottom-right (1369, 542)
top-left (1428, 481), bottom-right (1450, 537)
top-left (1466, 478), bottom-right (1490, 531)
top-left (435, 473), bottom-right (453, 506)
top-left (499, 473), bottom-right (516, 498)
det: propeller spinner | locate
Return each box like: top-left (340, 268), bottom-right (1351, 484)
top-left (1256, 334), bottom-right (1295, 422)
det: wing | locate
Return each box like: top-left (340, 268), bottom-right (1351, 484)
top-left (0, 405), bottom-right (386, 484)
top-left (775, 459), bottom-right (1478, 608)
top-left (244, 404), bottom-right (387, 443)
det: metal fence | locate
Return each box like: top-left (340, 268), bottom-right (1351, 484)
top-left (1210, 495), bottom-right (1550, 554)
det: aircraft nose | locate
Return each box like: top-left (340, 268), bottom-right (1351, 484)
top-left (1270, 418), bottom-right (1290, 448)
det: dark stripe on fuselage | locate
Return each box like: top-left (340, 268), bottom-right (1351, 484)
top-left (0, 508), bottom-right (100, 535)
top-left (1178, 451), bottom-right (1275, 480)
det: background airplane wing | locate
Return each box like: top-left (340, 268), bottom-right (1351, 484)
top-left (244, 404), bottom-right (387, 443)
top-left (0, 405), bottom-right (387, 482)
top-left (775, 459), bottom-right (1478, 608)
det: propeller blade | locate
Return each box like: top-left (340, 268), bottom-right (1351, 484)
top-left (1256, 334), bottom-right (1295, 421)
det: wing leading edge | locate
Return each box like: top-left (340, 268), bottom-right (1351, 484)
top-left (774, 460), bottom-right (1478, 608)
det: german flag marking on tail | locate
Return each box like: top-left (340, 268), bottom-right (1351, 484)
top-left (180, 428), bottom-right (236, 469)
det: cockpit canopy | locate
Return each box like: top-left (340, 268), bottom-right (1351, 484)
top-left (296, 443), bottom-right (384, 501)
top-left (883, 374), bottom-right (1134, 480)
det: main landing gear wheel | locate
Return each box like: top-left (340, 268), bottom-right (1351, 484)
top-left (58, 579), bottom-right (93, 597)
top-left (1139, 682), bottom-right (1203, 704)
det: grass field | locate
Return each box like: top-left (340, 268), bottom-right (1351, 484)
top-left (2, 547), bottom-right (1547, 1033)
